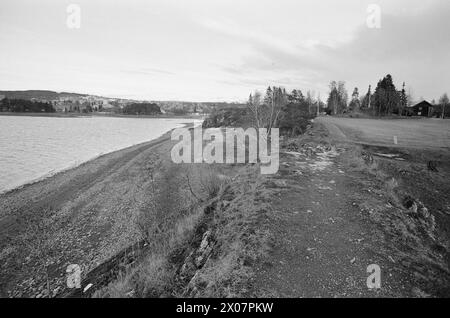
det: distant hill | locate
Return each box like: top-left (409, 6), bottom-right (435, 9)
top-left (156, 101), bottom-right (246, 114)
top-left (0, 90), bottom-right (246, 114)
top-left (0, 90), bottom-right (87, 100)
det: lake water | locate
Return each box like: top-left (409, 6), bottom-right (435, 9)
top-left (0, 116), bottom-right (201, 193)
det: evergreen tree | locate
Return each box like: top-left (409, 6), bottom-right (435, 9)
top-left (399, 82), bottom-right (407, 115)
top-left (288, 89), bottom-right (304, 103)
top-left (264, 86), bottom-right (273, 106)
top-left (372, 74), bottom-right (400, 116)
top-left (349, 87), bottom-right (361, 111)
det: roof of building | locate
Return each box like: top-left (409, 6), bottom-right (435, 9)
top-left (410, 100), bottom-right (433, 108)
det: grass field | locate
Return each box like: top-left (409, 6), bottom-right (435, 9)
top-left (317, 117), bottom-right (450, 150)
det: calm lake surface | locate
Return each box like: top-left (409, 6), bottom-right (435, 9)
top-left (0, 116), bottom-right (200, 193)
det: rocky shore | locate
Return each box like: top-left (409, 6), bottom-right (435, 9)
top-left (0, 130), bottom-right (177, 297)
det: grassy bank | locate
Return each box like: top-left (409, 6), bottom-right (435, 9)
top-left (93, 161), bottom-right (273, 297)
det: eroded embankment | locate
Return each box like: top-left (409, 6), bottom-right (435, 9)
top-left (87, 163), bottom-right (273, 298)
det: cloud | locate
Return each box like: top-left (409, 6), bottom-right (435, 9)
top-left (121, 67), bottom-right (175, 76)
top-left (211, 1), bottom-right (450, 99)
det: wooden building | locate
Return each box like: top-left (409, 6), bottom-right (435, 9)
top-left (409, 100), bottom-right (433, 117)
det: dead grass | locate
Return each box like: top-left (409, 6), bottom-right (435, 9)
top-left (341, 143), bottom-right (450, 296)
top-left (319, 117), bottom-right (450, 150)
top-left (94, 162), bottom-right (233, 298)
top-left (183, 165), bottom-right (273, 297)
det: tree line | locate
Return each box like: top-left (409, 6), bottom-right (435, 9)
top-left (122, 102), bottom-right (162, 115)
top-left (326, 74), bottom-right (449, 117)
top-left (246, 86), bottom-right (323, 136)
top-left (0, 98), bottom-right (55, 113)
top-left (204, 86), bottom-right (320, 136)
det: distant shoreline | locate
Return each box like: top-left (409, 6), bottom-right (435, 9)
top-left (0, 112), bottom-right (205, 119)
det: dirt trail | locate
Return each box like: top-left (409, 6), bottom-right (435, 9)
top-left (252, 119), bottom-right (449, 297)
top-left (255, 149), bottom-right (402, 297)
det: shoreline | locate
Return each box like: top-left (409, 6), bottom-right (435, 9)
top-left (0, 134), bottom-right (167, 196)
top-left (0, 120), bottom-right (199, 195)
top-left (0, 112), bottom-right (205, 119)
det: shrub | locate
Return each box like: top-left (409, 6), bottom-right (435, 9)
top-left (278, 102), bottom-right (315, 136)
top-left (202, 108), bottom-right (249, 128)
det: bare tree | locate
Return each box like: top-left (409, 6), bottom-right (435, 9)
top-left (306, 90), bottom-right (315, 115)
top-left (246, 91), bottom-right (262, 129)
top-left (247, 87), bottom-right (288, 135)
top-left (266, 87), bottom-right (287, 136)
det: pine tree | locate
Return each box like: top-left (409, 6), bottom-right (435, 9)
top-left (288, 89), bottom-right (304, 103)
top-left (349, 87), bottom-right (361, 111)
top-left (372, 74), bottom-right (400, 116)
top-left (264, 86), bottom-right (273, 106)
top-left (399, 82), bottom-right (407, 116)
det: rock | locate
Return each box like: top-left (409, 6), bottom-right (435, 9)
top-left (403, 196), bottom-right (430, 219)
top-left (273, 180), bottom-right (287, 187)
top-left (179, 251), bottom-right (196, 279)
top-left (195, 231), bottom-right (214, 268)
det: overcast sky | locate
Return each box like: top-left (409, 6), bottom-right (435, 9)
top-left (0, 0), bottom-right (449, 102)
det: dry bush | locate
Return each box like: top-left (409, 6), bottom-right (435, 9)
top-left (99, 162), bottom-right (239, 298)
top-left (185, 164), bottom-right (229, 201)
top-left (128, 254), bottom-right (172, 297)
top-left (93, 272), bottom-right (132, 298)
top-left (199, 166), bottom-right (227, 199)
top-left (185, 166), bottom-right (272, 297)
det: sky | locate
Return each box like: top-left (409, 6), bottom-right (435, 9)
top-left (0, 0), bottom-right (449, 102)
